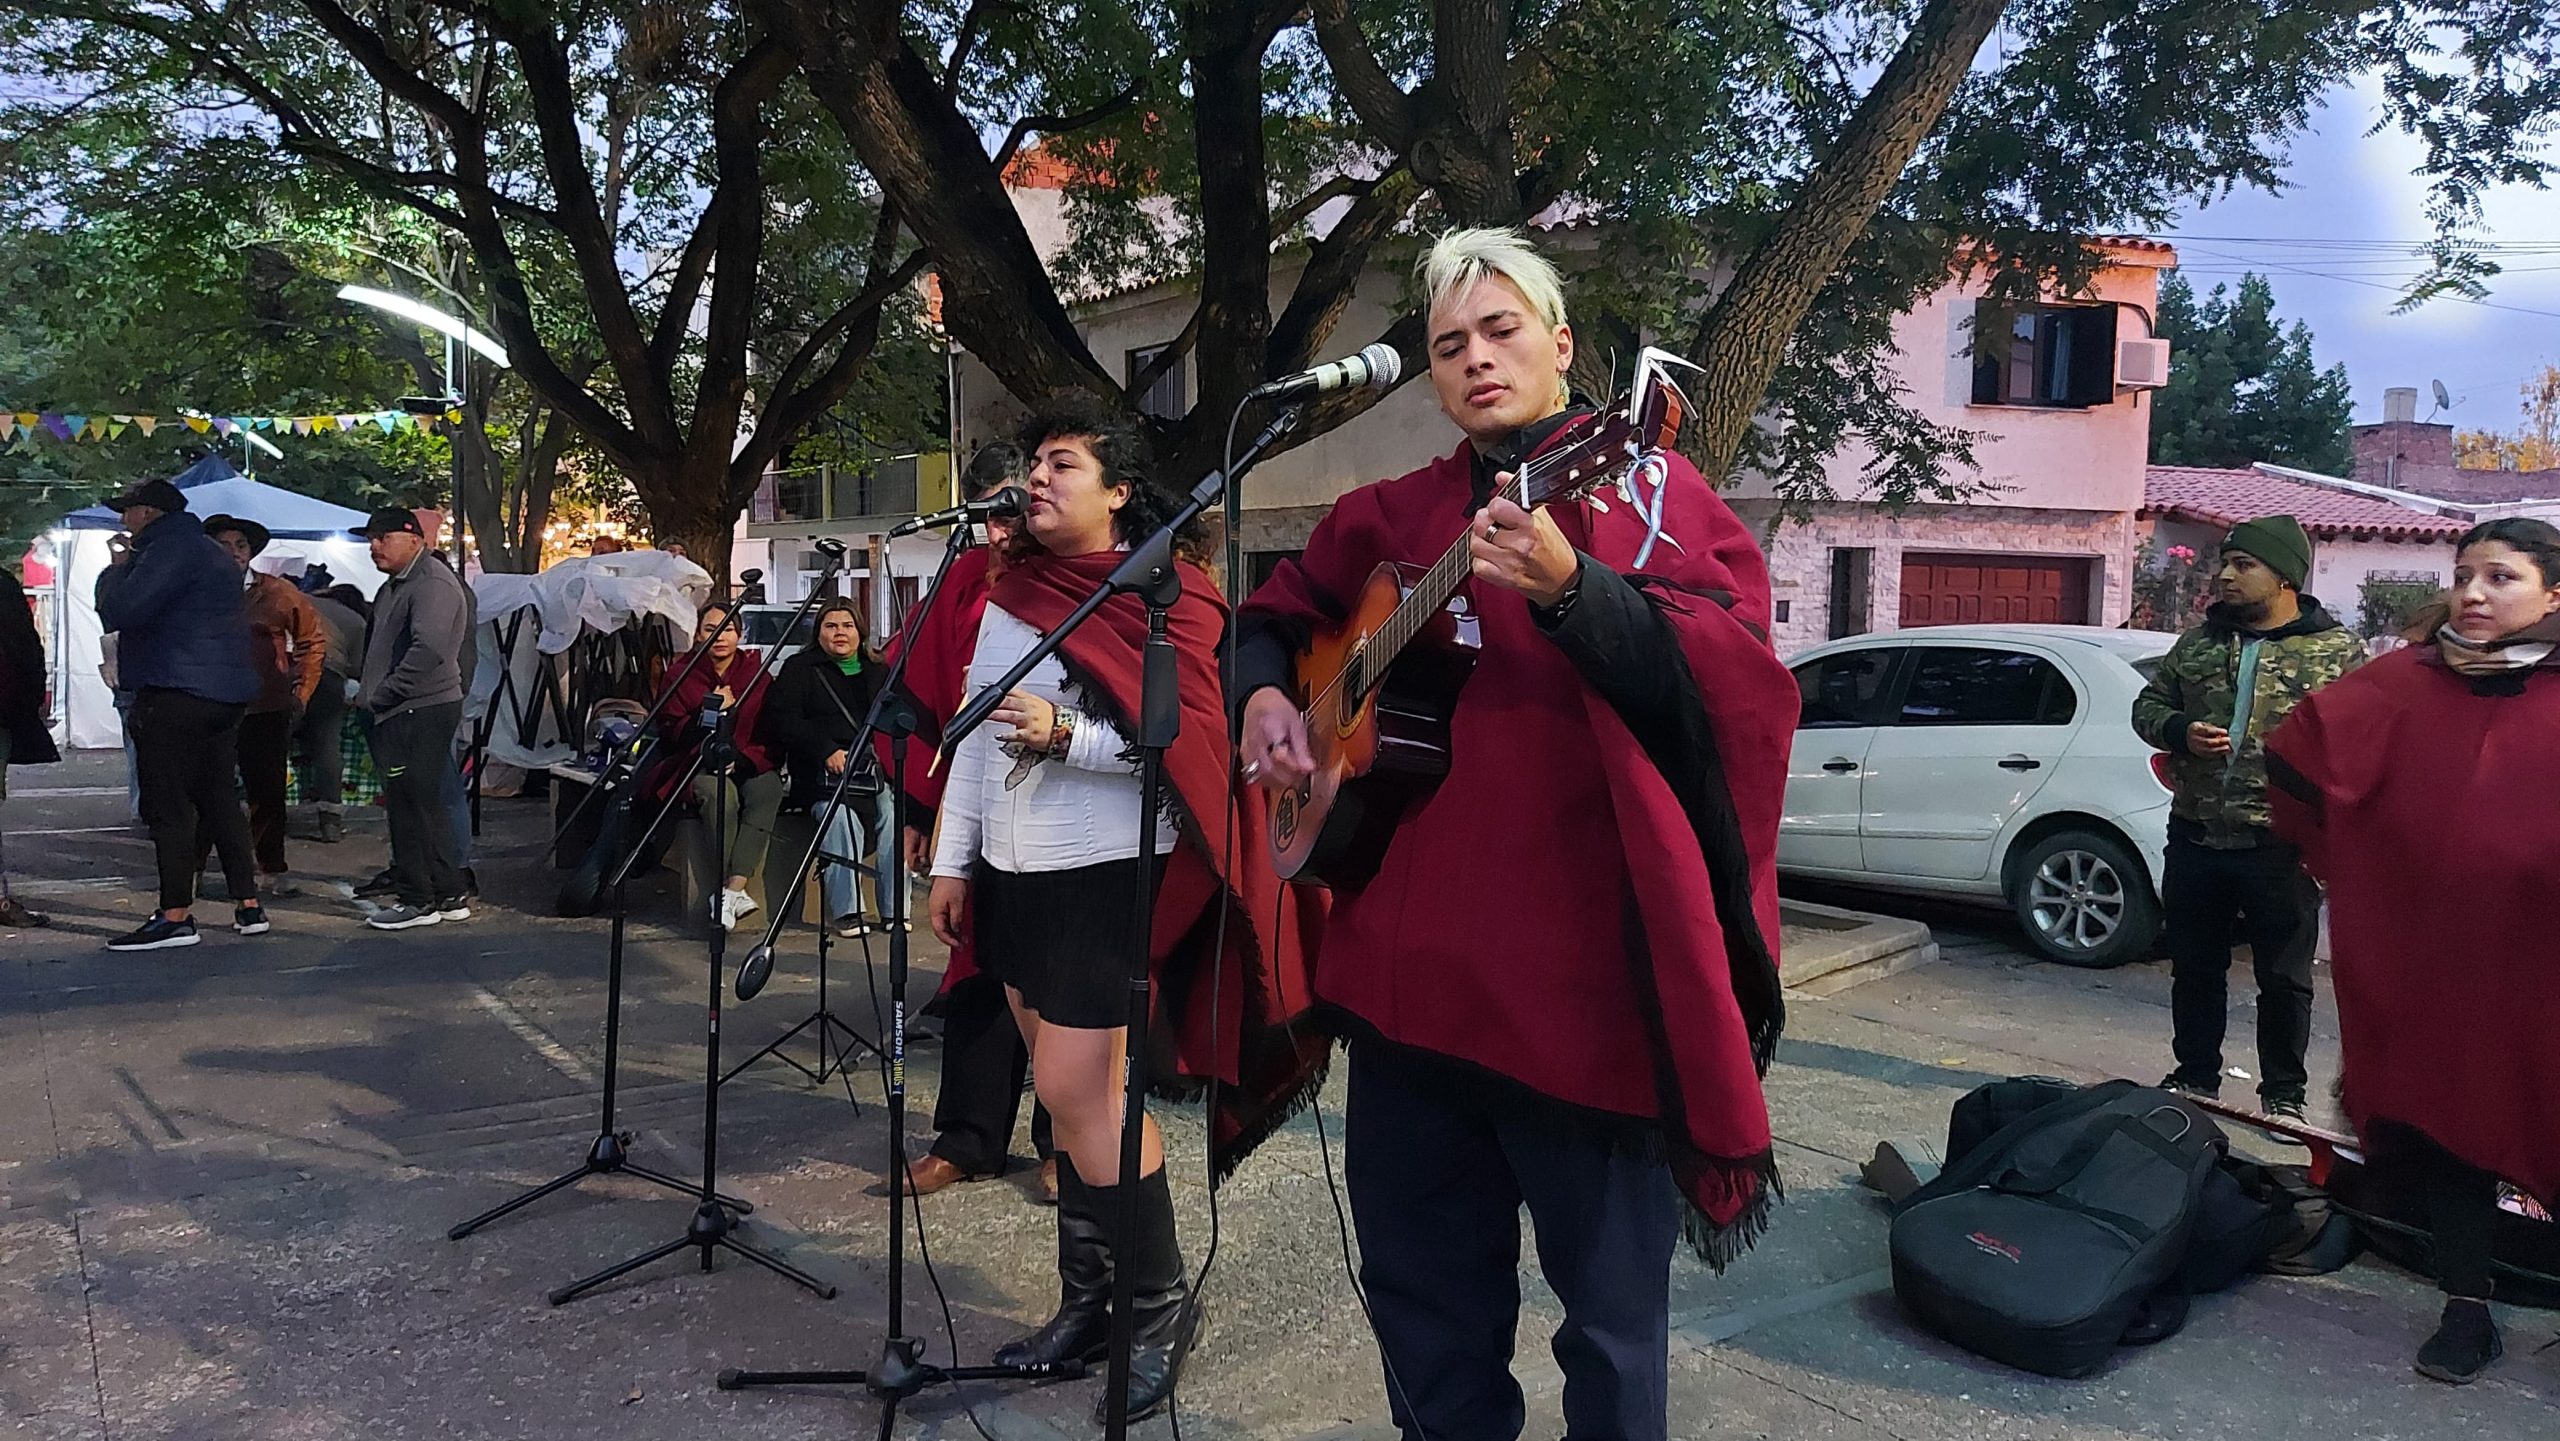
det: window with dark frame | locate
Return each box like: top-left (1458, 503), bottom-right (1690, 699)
top-left (1128, 343), bottom-right (1188, 422)
top-left (1827, 548), bottom-right (1873, 639)
top-left (1895, 647), bottom-right (2078, 727)
top-left (1971, 304), bottom-right (2119, 409)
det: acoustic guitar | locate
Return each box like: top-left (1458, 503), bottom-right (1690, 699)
top-left (1270, 361), bottom-right (1689, 888)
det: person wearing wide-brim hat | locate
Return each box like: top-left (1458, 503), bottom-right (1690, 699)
top-left (2131, 514), bottom-right (2366, 1130)
top-left (199, 514), bottom-right (327, 900)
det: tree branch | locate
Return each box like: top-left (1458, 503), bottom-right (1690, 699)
top-left (1271, 173), bottom-right (1367, 236)
top-left (1309, 0), bottom-right (1416, 152)
top-left (990, 76), bottom-right (1146, 173)
top-left (664, 37), bottom-right (796, 424)
top-left (735, 248), bottom-right (933, 489)
top-left (1267, 167), bottom-right (1416, 374)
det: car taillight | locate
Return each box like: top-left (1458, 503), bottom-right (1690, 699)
top-left (2149, 754), bottom-right (2175, 791)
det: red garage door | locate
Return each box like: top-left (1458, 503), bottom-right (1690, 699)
top-left (1898, 553), bottom-right (2091, 627)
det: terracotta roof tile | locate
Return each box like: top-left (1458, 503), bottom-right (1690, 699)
top-left (2142, 465), bottom-right (2469, 540)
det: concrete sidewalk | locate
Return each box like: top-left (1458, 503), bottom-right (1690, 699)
top-left (1, 751), bottom-right (2550, 1440)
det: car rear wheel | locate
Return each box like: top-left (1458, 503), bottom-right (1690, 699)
top-left (2009, 829), bottom-right (2158, 968)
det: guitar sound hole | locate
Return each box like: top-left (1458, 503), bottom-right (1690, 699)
top-left (1344, 652), bottom-right (1368, 708)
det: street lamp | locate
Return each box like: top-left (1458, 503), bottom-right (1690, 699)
top-left (335, 284), bottom-right (512, 572)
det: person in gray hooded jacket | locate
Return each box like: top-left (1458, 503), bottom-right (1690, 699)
top-left (352, 507), bottom-right (476, 929)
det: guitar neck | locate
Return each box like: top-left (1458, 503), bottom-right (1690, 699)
top-left (1365, 469), bottom-right (1535, 678)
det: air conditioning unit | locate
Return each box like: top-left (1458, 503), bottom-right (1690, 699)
top-left (2118, 337), bottom-right (2172, 389)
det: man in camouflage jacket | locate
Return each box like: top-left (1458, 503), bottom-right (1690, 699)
top-left (2131, 515), bottom-right (2363, 1125)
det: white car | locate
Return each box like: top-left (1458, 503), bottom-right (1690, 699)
top-left (1779, 625), bottom-right (2178, 967)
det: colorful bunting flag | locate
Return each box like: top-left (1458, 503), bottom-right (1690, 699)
top-left (0, 404), bottom-right (446, 443)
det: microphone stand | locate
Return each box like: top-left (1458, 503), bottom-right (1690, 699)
top-left (448, 598), bottom-right (765, 1243)
top-left (934, 402), bottom-right (1303, 1441)
top-left (547, 558), bottom-right (849, 1307)
top-left (718, 514), bottom-right (1072, 1418)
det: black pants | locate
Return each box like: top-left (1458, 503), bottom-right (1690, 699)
top-left (2406, 1133), bottom-right (2502, 1301)
top-left (130, 687), bottom-right (256, 914)
top-left (2163, 836), bottom-right (2321, 1104)
top-left (296, 675), bottom-right (349, 809)
top-left (930, 972), bottom-right (1053, 1174)
top-left (236, 709), bottom-right (292, 874)
top-left (1345, 1041), bottom-right (1680, 1441)
top-left (373, 703), bottom-right (465, 907)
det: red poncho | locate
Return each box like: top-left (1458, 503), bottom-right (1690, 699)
top-left (983, 548), bottom-right (1330, 1176)
top-left (644, 649), bottom-right (774, 802)
top-left (2267, 646), bottom-right (2560, 1207)
top-left (1242, 436), bottom-right (1797, 1262)
top-left (874, 548), bottom-right (997, 991)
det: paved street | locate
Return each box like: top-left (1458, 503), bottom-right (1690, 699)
top-left (0, 749), bottom-right (2550, 1440)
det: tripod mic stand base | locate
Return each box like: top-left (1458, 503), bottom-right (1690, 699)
top-left (446, 1130), bottom-right (755, 1241)
top-left (547, 1198), bottom-right (838, 1307)
top-left (717, 1332), bottom-right (1079, 1403)
top-left (719, 1010), bottom-right (880, 1090)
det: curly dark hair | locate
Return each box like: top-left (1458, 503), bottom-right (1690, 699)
top-left (1012, 399), bottom-right (1209, 562)
top-left (2456, 517), bottom-right (2560, 585)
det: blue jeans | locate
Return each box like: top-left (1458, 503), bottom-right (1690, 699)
top-left (442, 736), bottom-right (474, 869)
top-left (817, 780), bottom-right (900, 924)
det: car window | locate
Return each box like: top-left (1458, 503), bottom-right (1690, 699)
top-left (740, 609), bottom-right (814, 648)
top-left (1794, 649), bottom-right (1896, 729)
top-left (1896, 647), bottom-right (2077, 727)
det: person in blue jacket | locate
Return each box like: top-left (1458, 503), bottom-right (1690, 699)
top-left (93, 477), bottom-right (266, 951)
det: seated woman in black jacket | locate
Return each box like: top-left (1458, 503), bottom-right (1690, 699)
top-left (761, 598), bottom-right (893, 932)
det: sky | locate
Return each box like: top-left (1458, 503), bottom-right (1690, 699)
top-left (2157, 76), bottom-right (2560, 432)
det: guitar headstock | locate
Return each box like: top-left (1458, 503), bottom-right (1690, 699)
top-left (1518, 351), bottom-right (1694, 508)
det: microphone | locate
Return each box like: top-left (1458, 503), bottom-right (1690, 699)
top-left (735, 942), bottom-right (775, 1001)
top-left (1246, 343), bottom-right (1402, 401)
top-left (888, 486), bottom-right (1028, 538)
top-left (811, 536), bottom-right (849, 558)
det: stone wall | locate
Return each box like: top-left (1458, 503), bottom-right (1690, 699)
top-left (1731, 501), bottom-right (2137, 656)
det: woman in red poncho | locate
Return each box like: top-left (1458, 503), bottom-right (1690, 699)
top-left (925, 402), bottom-right (1323, 1423)
top-left (2268, 517), bottom-right (2560, 1385)
top-left (1237, 228), bottom-right (1795, 1441)
top-left (643, 600), bottom-right (781, 933)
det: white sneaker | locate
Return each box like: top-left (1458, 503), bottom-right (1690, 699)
top-left (714, 888), bottom-right (759, 932)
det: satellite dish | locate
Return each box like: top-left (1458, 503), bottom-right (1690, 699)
top-left (2431, 379), bottom-right (2454, 418)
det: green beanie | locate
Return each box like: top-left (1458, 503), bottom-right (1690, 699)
top-left (2222, 515), bottom-right (2313, 590)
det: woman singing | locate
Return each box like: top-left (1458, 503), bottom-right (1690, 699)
top-left (2268, 518), bottom-right (2560, 1384)
top-left (927, 404), bottom-right (1325, 1422)
top-left (761, 598), bottom-right (893, 933)
top-left (650, 600), bottom-right (784, 931)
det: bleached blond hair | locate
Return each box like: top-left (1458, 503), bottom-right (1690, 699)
top-left (1420, 226), bottom-right (1568, 330)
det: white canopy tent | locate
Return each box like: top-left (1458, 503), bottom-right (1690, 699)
top-left (42, 456), bottom-right (382, 749)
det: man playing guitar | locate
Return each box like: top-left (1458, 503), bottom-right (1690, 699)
top-left (1234, 227), bottom-right (1800, 1441)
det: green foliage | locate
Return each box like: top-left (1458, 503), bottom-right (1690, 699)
top-left (2357, 573), bottom-right (2442, 638)
top-left (2149, 271), bottom-right (2356, 474)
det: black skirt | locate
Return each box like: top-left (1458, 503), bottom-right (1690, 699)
top-left (971, 857), bottom-right (1149, 1030)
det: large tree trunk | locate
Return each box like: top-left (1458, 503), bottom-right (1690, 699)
top-left (1686, 0), bottom-right (2010, 483)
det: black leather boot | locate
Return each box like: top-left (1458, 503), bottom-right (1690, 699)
top-left (1095, 1166), bottom-right (1201, 1424)
top-left (994, 1164), bottom-right (1113, 1370)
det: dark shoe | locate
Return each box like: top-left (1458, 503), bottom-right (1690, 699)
top-left (1097, 1167), bottom-right (1200, 1423)
top-left (0, 897), bottom-right (49, 928)
top-left (233, 905), bottom-right (270, 936)
top-left (2159, 1071), bottom-right (2221, 1100)
top-left (107, 916), bottom-right (200, 952)
top-left (864, 1154), bottom-right (993, 1199)
top-left (2416, 1298), bottom-right (2501, 1383)
top-left (355, 869), bottom-right (400, 900)
top-left (366, 905), bottom-right (441, 931)
top-left (317, 814), bottom-right (345, 844)
top-left (460, 867), bottom-right (480, 899)
top-left (993, 1166), bottom-right (1112, 1370)
top-left (1037, 1157), bottom-right (1061, 1207)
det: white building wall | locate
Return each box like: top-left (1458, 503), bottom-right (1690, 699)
top-left (1745, 504), bottom-right (2136, 658)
